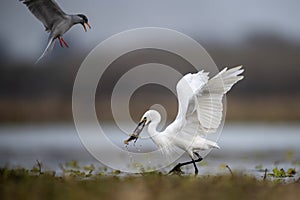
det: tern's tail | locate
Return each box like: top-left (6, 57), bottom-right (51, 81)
top-left (35, 37), bottom-right (55, 65)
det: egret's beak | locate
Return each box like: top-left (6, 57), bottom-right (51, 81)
top-left (124, 118), bottom-right (146, 145)
top-left (82, 22), bottom-right (91, 32)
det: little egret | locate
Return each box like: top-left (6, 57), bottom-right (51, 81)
top-left (125, 66), bottom-right (244, 175)
top-left (20, 0), bottom-right (91, 64)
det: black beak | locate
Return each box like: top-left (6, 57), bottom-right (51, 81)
top-left (82, 22), bottom-right (91, 32)
top-left (124, 119), bottom-right (146, 145)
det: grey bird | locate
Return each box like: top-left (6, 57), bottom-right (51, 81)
top-left (20, 0), bottom-right (91, 64)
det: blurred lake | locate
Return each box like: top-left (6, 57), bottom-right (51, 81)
top-left (0, 123), bottom-right (299, 177)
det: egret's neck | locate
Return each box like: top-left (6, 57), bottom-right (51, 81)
top-left (147, 119), bottom-right (160, 138)
top-left (147, 114), bottom-right (162, 145)
top-left (146, 111), bottom-right (175, 149)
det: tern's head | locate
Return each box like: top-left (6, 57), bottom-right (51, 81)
top-left (77, 14), bottom-right (91, 32)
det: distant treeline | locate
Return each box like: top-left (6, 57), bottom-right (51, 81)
top-left (1, 32), bottom-right (300, 98)
top-left (0, 32), bottom-right (300, 122)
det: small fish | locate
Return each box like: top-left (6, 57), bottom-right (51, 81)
top-left (124, 118), bottom-right (146, 145)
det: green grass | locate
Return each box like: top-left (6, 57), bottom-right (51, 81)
top-left (1, 166), bottom-right (300, 200)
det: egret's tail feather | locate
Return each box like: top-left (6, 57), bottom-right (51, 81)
top-left (207, 141), bottom-right (220, 149)
top-left (194, 136), bottom-right (220, 150)
top-left (199, 138), bottom-right (220, 149)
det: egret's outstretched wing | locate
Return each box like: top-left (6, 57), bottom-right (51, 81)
top-left (174, 70), bottom-right (209, 122)
top-left (20, 0), bottom-right (67, 31)
top-left (176, 66), bottom-right (244, 137)
top-left (196, 66), bottom-right (244, 133)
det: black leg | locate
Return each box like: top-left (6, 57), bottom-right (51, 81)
top-left (192, 159), bottom-right (198, 175)
top-left (169, 153), bottom-right (203, 175)
top-left (192, 152), bottom-right (203, 175)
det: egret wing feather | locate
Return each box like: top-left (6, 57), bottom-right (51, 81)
top-left (20, 0), bottom-right (67, 31)
top-left (174, 70), bottom-right (209, 121)
top-left (197, 66), bottom-right (244, 133)
top-left (169, 71), bottom-right (208, 138)
top-left (175, 66), bottom-right (244, 137)
top-left (182, 70), bottom-right (209, 94)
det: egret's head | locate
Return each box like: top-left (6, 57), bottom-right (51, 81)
top-left (77, 14), bottom-right (91, 32)
top-left (141, 110), bottom-right (161, 125)
top-left (124, 110), bottom-right (160, 145)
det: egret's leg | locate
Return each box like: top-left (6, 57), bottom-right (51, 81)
top-left (192, 159), bottom-right (198, 175)
top-left (194, 152), bottom-right (202, 161)
top-left (169, 153), bottom-right (203, 175)
top-left (192, 153), bottom-right (203, 175)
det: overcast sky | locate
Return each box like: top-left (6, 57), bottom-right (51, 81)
top-left (1, 0), bottom-right (300, 60)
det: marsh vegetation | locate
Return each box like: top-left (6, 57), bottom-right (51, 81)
top-left (1, 161), bottom-right (299, 200)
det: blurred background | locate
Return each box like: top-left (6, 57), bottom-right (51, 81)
top-left (0, 0), bottom-right (299, 172)
top-left (1, 0), bottom-right (300, 122)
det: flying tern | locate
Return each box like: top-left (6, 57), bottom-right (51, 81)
top-left (20, 0), bottom-right (91, 64)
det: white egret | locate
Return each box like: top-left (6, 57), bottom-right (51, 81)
top-left (125, 66), bottom-right (244, 175)
top-left (20, 0), bottom-right (91, 64)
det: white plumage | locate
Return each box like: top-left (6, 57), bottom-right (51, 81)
top-left (125, 66), bottom-right (244, 174)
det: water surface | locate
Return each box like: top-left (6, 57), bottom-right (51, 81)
top-left (0, 123), bottom-right (299, 178)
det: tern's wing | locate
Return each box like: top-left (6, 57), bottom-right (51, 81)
top-left (20, 0), bottom-right (67, 31)
top-left (174, 66), bottom-right (244, 137)
top-left (35, 36), bottom-right (55, 64)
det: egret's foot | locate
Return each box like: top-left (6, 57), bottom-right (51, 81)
top-left (194, 168), bottom-right (198, 176)
top-left (169, 164), bottom-right (184, 175)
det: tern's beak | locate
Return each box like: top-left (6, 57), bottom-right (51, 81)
top-left (82, 22), bottom-right (91, 32)
top-left (124, 118), bottom-right (147, 145)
